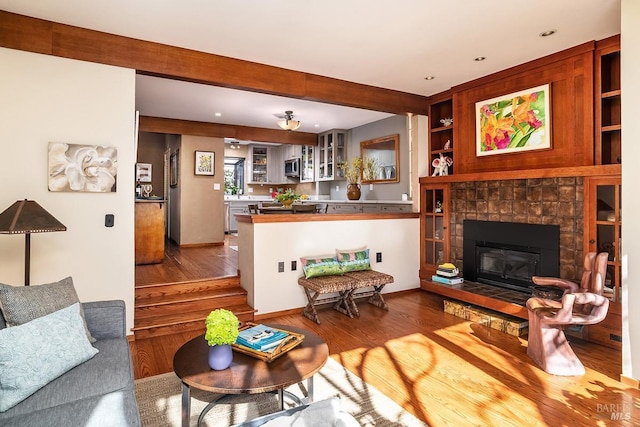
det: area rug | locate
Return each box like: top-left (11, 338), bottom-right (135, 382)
top-left (134, 357), bottom-right (426, 426)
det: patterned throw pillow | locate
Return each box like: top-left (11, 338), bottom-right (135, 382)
top-left (0, 303), bottom-right (99, 412)
top-left (336, 248), bottom-right (371, 272)
top-left (0, 277), bottom-right (95, 343)
top-left (300, 255), bottom-right (344, 279)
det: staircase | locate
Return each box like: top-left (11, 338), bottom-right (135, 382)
top-left (132, 275), bottom-right (256, 339)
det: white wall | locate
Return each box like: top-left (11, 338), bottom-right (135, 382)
top-left (238, 218), bottom-right (420, 315)
top-left (621, 0), bottom-right (640, 381)
top-left (0, 48), bottom-right (137, 331)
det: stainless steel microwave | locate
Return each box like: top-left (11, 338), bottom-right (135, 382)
top-left (284, 158), bottom-right (300, 178)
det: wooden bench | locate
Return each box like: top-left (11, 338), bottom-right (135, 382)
top-left (298, 270), bottom-right (394, 324)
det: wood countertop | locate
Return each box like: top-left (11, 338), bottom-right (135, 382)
top-left (236, 211), bottom-right (418, 224)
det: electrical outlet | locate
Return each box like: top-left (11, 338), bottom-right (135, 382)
top-left (336, 185), bottom-right (339, 191)
top-left (291, 260), bottom-right (297, 271)
top-left (278, 262), bottom-right (285, 273)
top-left (376, 252), bottom-right (382, 263)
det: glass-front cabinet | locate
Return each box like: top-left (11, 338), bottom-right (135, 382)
top-left (317, 130), bottom-right (346, 181)
top-left (584, 175), bottom-right (622, 349)
top-left (300, 145), bottom-right (315, 182)
top-left (419, 183), bottom-right (450, 279)
top-left (249, 146), bottom-right (268, 183)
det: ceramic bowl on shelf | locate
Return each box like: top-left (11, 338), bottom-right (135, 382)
top-left (440, 118), bottom-right (453, 127)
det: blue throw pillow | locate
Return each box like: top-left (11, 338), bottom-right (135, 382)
top-left (0, 302), bottom-right (99, 412)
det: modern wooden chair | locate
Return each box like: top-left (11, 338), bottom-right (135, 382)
top-left (526, 252), bottom-right (610, 375)
top-left (247, 204), bottom-right (259, 214)
top-left (315, 203), bottom-right (328, 214)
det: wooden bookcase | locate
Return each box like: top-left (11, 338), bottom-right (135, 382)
top-left (595, 35), bottom-right (621, 165)
top-left (428, 95), bottom-right (454, 176)
top-left (419, 183), bottom-right (450, 280)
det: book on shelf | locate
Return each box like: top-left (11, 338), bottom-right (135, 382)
top-left (431, 274), bottom-right (464, 286)
top-left (236, 324), bottom-right (289, 351)
top-left (436, 263), bottom-right (459, 277)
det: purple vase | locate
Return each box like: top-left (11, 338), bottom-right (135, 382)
top-left (208, 344), bottom-right (233, 370)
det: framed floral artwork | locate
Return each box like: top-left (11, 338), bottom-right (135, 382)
top-left (195, 151), bottom-right (214, 175)
top-left (475, 84), bottom-right (551, 157)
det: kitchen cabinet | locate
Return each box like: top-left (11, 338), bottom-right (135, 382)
top-left (248, 146), bottom-right (269, 183)
top-left (135, 200), bottom-right (165, 265)
top-left (327, 203), bottom-right (361, 213)
top-left (282, 144), bottom-right (302, 160)
top-left (300, 145), bottom-right (315, 182)
top-left (317, 130), bottom-right (346, 181)
top-left (419, 183), bottom-right (450, 280)
top-left (268, 146), bottom-right (284, 183)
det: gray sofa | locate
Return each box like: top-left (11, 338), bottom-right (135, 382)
top-left (0, 300), bottom-right (141, 427)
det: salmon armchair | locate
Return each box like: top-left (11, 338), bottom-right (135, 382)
top-left (526, 252), bottom-right (610, 376)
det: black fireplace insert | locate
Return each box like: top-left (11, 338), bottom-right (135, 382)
top-left (463, 220), bottom-right (560, 292)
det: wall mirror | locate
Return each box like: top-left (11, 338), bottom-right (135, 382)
top-left (360, 134), bottom-right (399, 184)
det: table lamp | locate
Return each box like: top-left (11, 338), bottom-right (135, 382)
top-left (0, 199), bottom-right (67, 285)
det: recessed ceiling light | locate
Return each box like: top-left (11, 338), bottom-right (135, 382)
top-left (424, 76), bottom-right (435, 80)
top-left (214, 112), bottom-right (222, 117)
top-left (314, 124), bottom-right (320, 128)
top-left (539, 29), bottom-right (557, 37)
top-left (474, 57), bottom-right (486, 62)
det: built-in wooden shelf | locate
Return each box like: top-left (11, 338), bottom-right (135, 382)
top-left (419, 164), bottom-right (621, 184)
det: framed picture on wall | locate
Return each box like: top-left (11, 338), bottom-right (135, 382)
top-left (170, 150), bottom-right (178, 187)
top-left (475, 84), bottom-right (551, 157)
top-left (135, 163), bottom-right (152, 182)
top-left (195, 151), bottom-right (215, 176)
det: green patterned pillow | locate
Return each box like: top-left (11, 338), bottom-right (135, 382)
top-left (300, 255), bottom-right (344, 279)
top-left (336, 248), bottom-right (371, 272)
top-left (0, 303), bottom-right (99, 412)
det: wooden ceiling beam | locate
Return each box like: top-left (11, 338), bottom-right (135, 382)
top-left (0, 11), bottom-right (428, 116)
top-left (139, 116), bottom-right (318, 145)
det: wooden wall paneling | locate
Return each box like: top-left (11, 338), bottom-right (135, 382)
top-left (453, 49), bottom-right (594, 174)
top-left (0, 11), bottom-right (429, 116)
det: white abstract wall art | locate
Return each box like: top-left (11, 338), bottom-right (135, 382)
top-left (48, 142), bottom-right (118, 192)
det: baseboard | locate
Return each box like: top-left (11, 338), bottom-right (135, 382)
top-left (620, 375), bottom-right (639, 388)
top-left (180, 242), bottom-right (224, 248)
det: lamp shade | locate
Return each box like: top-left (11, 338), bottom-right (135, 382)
top-left (0, 199), bottom-right (66, 285)
top-left (0, 200), bottom-right (66, 234)
top-left (277, 111), bottom-right (301, 131)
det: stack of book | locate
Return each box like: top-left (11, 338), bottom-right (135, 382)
top-left (432, 263), bottom-right (464, 287)
top-left (235, 324), bottom-right (289, 352)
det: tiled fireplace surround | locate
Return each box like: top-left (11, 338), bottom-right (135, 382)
top-left (449, 177), bottom-right (584, 285)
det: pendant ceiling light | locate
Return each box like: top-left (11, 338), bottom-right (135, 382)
top-left (277, 110), bottom-right (301, 131)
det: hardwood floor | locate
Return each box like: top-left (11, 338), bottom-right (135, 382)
top-left (134, 235), bottom-right (238, 286)
top-left (129, 289), bottom-right (638, 426)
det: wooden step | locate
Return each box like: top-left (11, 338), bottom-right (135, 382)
top-left (132, 303), bottom-right (256, 339)
top-left (135, 276), bottom-right (240, 300)
top-left (135, 287), bottom-right (248, 319)
top-left (133, 275), bottom-right (256, 339)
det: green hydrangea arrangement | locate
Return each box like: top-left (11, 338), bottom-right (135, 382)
top-left (204, 309), bottom-right (239, 346)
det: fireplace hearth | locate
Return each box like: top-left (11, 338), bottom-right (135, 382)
top-left (463, 220), bottom-right (560, 292)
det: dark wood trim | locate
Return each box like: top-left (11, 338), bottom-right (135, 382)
top-left (420, 280), bottom-right (528, 319)
top-left (0, 10), bottom-right (429, 115)
top-left (419, 164), bottom-right (621, 184)
top-left (236, 212), bottom-right (419, 224)
top-left (139, 116), bottom-right (318, 145)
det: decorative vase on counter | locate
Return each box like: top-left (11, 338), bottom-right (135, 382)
top-left (347, 184), bottom-right (361, 200)
top-left (208, 344), bottom-right (233, 370)
top-left (281, 199), bottom-right (294, 207)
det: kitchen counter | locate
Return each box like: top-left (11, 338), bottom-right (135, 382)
top-left (135, 199), bottom-right (165, 264)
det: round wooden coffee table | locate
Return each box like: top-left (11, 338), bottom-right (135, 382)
top-left (173, 324), bottom-right (329, 426)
